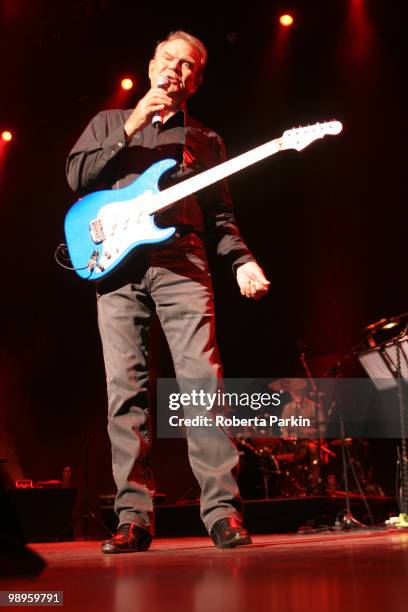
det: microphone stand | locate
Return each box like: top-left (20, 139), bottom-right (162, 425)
top-left (395, 335), bottom-right (408, 523)
top-left (333, 412), bottom-right (366, 530)
top-left (300, 351), bottom-right (324, 492)
top-left (329, 362), bottom-right (367, 530)
top-left (385, 333), bottom-right (408, 529)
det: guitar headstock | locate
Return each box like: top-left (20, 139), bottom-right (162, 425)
top-left (280, 120), bottom-right (343, 151)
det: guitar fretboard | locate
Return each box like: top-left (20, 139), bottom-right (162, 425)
top-left (146, 137), bottom-right (283, 215)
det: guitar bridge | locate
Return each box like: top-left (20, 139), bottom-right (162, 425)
top-left (89, 218), bottom-right (105, 243)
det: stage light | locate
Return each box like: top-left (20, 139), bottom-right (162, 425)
top-left (383, 321), bottom-right (399, 330)
top-left (121, 78), bottom-right (134, 91)
top-left (279, 14), bottom-right (294, 27)
top-left (1, 130), bottom-right (13, 142)
top-left (363, 314), bottom-right (407, 348)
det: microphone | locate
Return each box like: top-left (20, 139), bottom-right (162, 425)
top-left (152, 75), bottom-right (170, 130)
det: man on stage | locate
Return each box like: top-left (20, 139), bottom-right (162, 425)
top-left (66, 31), bottom-right (269, 553)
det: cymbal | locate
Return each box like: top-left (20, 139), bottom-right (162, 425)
top-left (250, 438), bottom-right (281, 448)
top-left (331, 438), bottom-right (353, 447)
top-left (268, 378), bottom-right (308, 393)
top-left (275, 453), bottom-right (295, 462)
top-left (319, 443), bottom-right (336, 457)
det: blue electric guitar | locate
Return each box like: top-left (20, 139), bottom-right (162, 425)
top-left (64, 120), bottom-right (342, 280)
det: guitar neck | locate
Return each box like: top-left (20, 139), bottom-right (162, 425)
top-left (146, 136), bottom-right (284, 215)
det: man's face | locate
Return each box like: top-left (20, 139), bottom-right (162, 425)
top-left (148, 38), bottom-right (202, 104)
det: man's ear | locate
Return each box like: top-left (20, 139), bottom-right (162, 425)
top-left (192, 73), bottom-right (203, 92)
top-left (148, 58), bottom-right (155, 83)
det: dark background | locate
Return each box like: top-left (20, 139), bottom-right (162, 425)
top-left (0, 0), bottom-right (404, 527)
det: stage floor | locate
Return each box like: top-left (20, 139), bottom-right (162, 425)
top-left (2, 530), bottom-right (408, 612)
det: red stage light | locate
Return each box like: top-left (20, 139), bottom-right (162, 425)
top-left (121, 78), bottom-right (134, 91)
top-left (1, 130), bottom-right (13, 142)
top-left (279, 14), bottom-right (294, 27)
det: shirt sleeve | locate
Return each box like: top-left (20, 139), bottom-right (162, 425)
top-left (202, 133), bottom-right (255, 275)
top-left (66, 111), bottom-right (128, 194)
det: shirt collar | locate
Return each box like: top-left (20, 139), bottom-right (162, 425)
top-left (163, 107), bottom-right (187, 130)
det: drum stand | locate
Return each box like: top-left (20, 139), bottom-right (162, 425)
top-left (237, 438), bottom-right (281, 499)
top-left (259, 451), bottom-right (281, 500)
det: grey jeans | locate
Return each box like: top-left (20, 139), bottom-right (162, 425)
top-left (96, 234), bottom-right (241, 534)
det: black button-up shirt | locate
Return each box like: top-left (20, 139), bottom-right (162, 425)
top-left (66, 108), bottom-right (254, 272)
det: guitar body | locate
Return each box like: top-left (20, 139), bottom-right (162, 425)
top-left (64, 158), bottom-right (178, 280)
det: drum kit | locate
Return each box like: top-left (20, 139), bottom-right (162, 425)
top-left (235, 377), bottom-right (381, 500)
top-left (236, 433), bottom-right (382, 500)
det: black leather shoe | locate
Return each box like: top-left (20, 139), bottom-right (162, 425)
top-left (101, 523), bottom-right (152, 554)
top-left (210, 517), bottom-right (252, 548)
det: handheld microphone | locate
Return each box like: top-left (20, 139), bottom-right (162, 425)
top-left (152, 75), bottom-right (170, 130)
